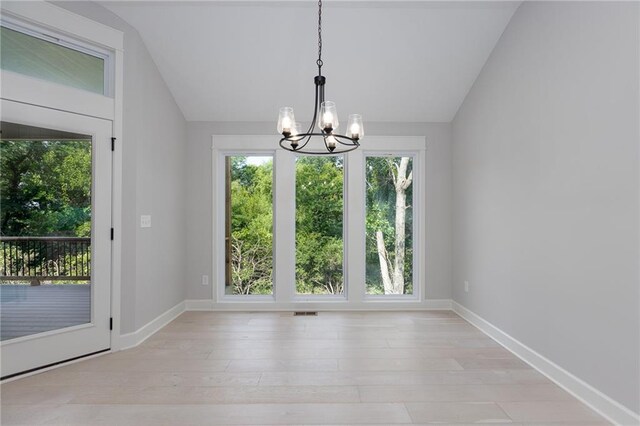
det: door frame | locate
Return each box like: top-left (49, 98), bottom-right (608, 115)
top-left (0, 101), bottom-right (113, 377)
top-left (0, 1), bottom-right (125, 354)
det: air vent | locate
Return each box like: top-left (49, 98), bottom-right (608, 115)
top-left (293, 311), bottom-right (318, 316)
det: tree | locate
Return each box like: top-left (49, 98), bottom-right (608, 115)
top-left (226, 154), bottom-right (411, 296)
top-left (0, 140), bottom-right (91, 237)
top-left (231, 236), bottom-right (271, 294)
top-left (366, 157), bottom-right (413, 294)
top-left (295, 156), bottom-right (344, 294)
top-left (228, 157), bottom-right (274, 295)
top-left (377, 157), bottom-right (412, 294)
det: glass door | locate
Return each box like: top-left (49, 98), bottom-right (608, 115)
top-left (0, 100), bottom-right (112, 378)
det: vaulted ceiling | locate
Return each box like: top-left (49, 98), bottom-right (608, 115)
top-left (102, 1), bottom-right (519, 122)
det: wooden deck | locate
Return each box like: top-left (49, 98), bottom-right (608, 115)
top-left (0, 285), bottom-right (91, 341)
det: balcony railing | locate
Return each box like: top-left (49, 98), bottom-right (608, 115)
top-left (0, 237), bottom-right (91, 284)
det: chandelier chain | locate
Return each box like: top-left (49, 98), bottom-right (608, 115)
top-left (317, 0), bottom-right (323, 70)
top-left (277, 0), bottom-right (361, 154)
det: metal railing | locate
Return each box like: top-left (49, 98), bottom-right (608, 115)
top-left (0, 237), bottom-right (91, 284)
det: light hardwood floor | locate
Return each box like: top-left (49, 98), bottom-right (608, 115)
top-left (1, 311), bottom-right (609, 425)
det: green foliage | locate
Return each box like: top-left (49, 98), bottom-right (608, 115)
top-left (1, 140), bottom-right (91, 237)
top-left (229, 157), bottom-right (274, 295)
top-left (228, 154), bottom-right (413, 296)
top-left (228, 156), bottom-right (346, 296)
top-left (295, 156), bottom-right (344, 294)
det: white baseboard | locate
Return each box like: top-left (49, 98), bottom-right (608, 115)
top-left (452, 301), bottom-right (639, 426)
top-left (184, 298), bottom-right (452, 311)
top-left (119, 301), bottom-right (185, 350)
top-left (185, 299), bottom-right (215, 310)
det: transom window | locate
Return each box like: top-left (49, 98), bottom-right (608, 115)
top-left (0, 20), bottom-right (112, 96)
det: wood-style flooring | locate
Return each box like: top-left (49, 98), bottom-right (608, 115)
top-left (1, 311), bottom-right (609, 425)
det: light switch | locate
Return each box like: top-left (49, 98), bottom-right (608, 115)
top-left (140, 215), bottom-right (152, 228)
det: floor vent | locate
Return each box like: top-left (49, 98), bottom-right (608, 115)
top-left (293, 311), bottom-right (318, 316)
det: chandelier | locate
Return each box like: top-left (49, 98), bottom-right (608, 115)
top-left (277, 0), bottom-right (363, 155)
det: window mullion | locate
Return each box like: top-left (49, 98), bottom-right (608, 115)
top-left (346, 150), bottom-right (366, 302)
top-left (273, 149), bottom-right (295, 303)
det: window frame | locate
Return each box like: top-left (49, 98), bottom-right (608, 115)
top-left (215, 150), bottom-right (277, 303)
top-left (1, 15), bottom-right (115, 97)
top-left (211, 135), bottom-right (427, 309)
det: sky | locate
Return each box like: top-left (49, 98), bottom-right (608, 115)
top-left (246, 156), bottom-right (272, 166)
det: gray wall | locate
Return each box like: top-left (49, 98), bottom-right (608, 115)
top-left (452, 1), bottom-right (639, 413)
top-left (55, 2), bottom-right (188, 333)
top-left (186, 122), bottom-right (452, 301)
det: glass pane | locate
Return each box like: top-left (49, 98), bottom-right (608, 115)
top-left (0, 122), bottom-right (93, 340)
top-left (224, 155), bottom-right (274, 295)
top-left (295, 156), bottom-right (344, 295)
top-left (1, 26), bottom-right (105, 95)
top-left (366, 156), bottom-right (414, 295)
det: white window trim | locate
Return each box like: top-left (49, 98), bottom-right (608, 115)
top-left (0, 2), bottom-right (123, 50)
top-left (215, 150), bottom-right (277, 303)
top-left (0, 16), bottom-right (115, 97)
top-left (211, 135), bottom-right (430, 311)
top-left (0, 2), bottom-right (122, 120)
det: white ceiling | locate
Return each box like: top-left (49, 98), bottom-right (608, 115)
top-left (102, 1), bottom-right (519, 123)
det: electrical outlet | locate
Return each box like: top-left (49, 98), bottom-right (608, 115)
top-left (201, 275), bottom-right (209, 286)
top-left (140, 215), bottom-right (151, 228)
top-left (464, 281), bottom-right (469, 292)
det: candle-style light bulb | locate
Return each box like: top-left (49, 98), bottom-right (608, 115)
top-left (277, 107), bottom-right (296, 137)
top-left (350, 123), bottom-right (359, 137)
top-left (323, 112), bottom-right (333, 126)
top-left (318, 101), bottom-right (339, 133)
top-left (282, 117), bottom-right (292, 133)
top-left (347, 114), bottom-right (364, 140)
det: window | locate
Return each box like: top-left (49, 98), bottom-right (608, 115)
top-left (365, 155), bottom-right (414, 295)
top-left (224, 155), bottom-right (274, 295)
top-left (0, 25), bottom-right (108, 95)
top-left (214, 136), bottom-right (424, 306)
top-left (295, 156), bottom-right (345, 295)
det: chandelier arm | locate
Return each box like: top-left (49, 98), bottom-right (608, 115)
top-left (307, 78), bottom-right (320, 135)
top-left (291, 80), bottom-right (321, 153)
top-left (279, 134), bottom-right (359, 155)
top-left (322, 134), bottom-right (330, 152)
top-left (332, 134), bottom-right (360, 146)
